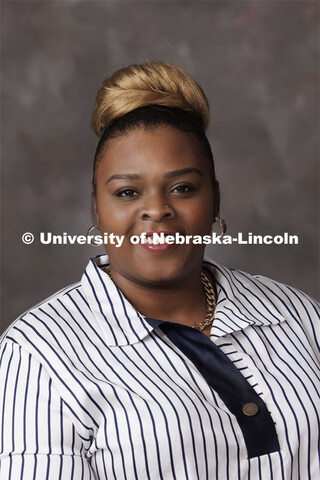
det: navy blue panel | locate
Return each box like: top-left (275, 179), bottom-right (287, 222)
top-left (146, 317), bottom-right (280, 459)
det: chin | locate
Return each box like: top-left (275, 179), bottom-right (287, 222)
top-left (135, 261), bottom-right (191, 285)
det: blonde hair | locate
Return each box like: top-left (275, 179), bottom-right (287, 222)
top-left (91, 61), bottom-right (210, 136)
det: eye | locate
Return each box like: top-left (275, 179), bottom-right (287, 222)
top-left (115, 188), bottom-right (140, 198)
top-left (171, 184), bottom-right (195, 194)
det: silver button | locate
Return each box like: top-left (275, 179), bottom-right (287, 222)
top-left (242, 402), bottom-right (259, 416)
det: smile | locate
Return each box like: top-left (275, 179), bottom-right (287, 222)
top-left (139, 231), bottom-right (177, 252)
top-left (144, 232), bottom-right (174, 244)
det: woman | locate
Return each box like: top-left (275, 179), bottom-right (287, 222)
top-left (0, 62), bottom-right (319, 479)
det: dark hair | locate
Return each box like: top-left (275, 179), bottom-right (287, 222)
top-left (91, 105), bottom-right (220, 215)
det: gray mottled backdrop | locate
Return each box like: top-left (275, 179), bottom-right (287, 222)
top-left (1, 1), bottom-right (319, 334)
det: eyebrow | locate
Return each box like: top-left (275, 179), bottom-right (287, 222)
top-left (164, 168), bottom-right (203, 179)
top-left (105, 168), bottom-right (203, 185)
top-left (106, 174), bottom-right (140, 185)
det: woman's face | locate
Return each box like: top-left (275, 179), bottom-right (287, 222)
top-left (93, 126), bottom-right (216, 286)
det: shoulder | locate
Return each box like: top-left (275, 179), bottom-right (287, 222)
top-left (244, 270), bottom-right (320, 321)
top-left (0, 279), bottom-right (93, 360)
top-left (204, 257), bottom-right (320, 331)
top-left (208, 258), bottom-right (318, 308)
top-left (225, 266), bottom-right (320, 360)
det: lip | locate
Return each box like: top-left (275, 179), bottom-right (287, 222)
top-left (140, 243), bottom-right (175, 252)
top-left (144, 231), bottom-right (176, 237)
top-left (139, 231), bottom-right (177, 253)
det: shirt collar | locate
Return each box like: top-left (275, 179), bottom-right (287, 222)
top-left (81, 254), bottom-right (286, 346)
top-left (81, 255), bottom-right (154, 346)
top-left (203, 258), bottom-right (286, 340)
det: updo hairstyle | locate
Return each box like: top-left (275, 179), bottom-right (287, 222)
top-left (90, 61), bottom-right (220, 214)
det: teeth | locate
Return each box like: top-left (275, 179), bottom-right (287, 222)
top-left (146, 236), bottom-right (161, 245)
top-left (145, 234), bottom-right (166, 245)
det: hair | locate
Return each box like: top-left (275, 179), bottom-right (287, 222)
top-left (90, 61), bottom-right (220, 214)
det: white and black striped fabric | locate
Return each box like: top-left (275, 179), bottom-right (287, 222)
top-left (0, 254), bottom-right (319, 479)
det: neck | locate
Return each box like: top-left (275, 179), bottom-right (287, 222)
top-left (108, 266), bottom-right (211, 331)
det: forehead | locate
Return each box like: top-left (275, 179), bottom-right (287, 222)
top-left (98, 126), bottom-right (210, 175)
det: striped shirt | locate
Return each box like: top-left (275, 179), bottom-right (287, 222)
top-left (0, 254), bottom-right (319, 479)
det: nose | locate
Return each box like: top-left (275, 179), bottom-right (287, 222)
top-left (140, 195), bottom-right (174, 222)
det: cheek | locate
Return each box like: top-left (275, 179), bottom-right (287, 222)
top-left (96, 201), bottom-right (137, 234)
top-left (182, 203), bottom-right (214, 235)
top-left (190, 191), bottom-right (215, 220)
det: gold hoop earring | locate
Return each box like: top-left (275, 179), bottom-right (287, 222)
top-left (87, 225), bottom-right (101, 247)
top-left (212, 217), bottom-right (227, 237)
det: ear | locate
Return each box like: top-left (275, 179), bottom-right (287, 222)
top-left (213, 179), bottom-right (220, 220)
top-left (91, 189), bottom-right (99, 226)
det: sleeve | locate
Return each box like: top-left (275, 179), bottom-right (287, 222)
top-left (0, 340), bottom-right (95, 479)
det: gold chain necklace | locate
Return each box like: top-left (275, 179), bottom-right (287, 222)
top-left (105, 269), bottom-right (216, 332)
top-left (192, 272), bottom-right (216, 331)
